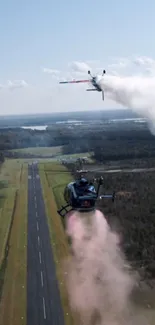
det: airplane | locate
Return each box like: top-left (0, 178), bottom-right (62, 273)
top-left (59, 70), bottom-right (106, 100)
top-left (57, 175), bottom-right (115, 218)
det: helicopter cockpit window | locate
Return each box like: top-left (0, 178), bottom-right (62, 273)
top-left (87, 185), bottom-right (96, 193)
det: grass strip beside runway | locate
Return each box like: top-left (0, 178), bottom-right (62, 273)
top-left (0, 162), bottom-right (27, 325)
top-left (39, 162), bottom-right (74, 325)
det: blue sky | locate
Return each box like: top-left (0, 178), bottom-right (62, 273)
top-left (0, 0), bottom-right (155, 114)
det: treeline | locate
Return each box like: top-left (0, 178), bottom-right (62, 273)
top-left (0, 127), bottom-right (91, 152)
top-left (92, 129), bottom-right (155, 162)
top-left (0, 127), bottom-right (70, 151)
top-left (1, 124), bottom-right (155, 163)
top-left (61, 127), bottom-right (155, 161)
top-left (93, 140), bottom-right (155, 161)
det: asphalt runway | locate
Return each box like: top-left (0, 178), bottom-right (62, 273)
top-left (27, 162), bottom-right (65, 325)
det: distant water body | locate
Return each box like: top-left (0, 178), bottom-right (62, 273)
top-left (21, 118), bottom-right (146, 130)
top-left (22, 125), bottom-right (47, 130)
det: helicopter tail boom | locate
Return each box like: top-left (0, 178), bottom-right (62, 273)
top-left (99, 192), bottom-right (115, 202)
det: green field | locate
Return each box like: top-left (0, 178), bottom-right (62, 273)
top-left (57, 151), bottom-right (93, 159)
top-left (0, 160), bottom-right (22, 267)
top-left (10, 147), bottom-right (93, 163)
top-left (0, 160), bottom-right (27, 325)
top-left (10, 146), bottom-right (63, 156)
top-left (44, 162), bottom-right (73, 209)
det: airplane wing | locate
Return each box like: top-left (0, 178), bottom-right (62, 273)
top-left (59, 79), bottom-right (89, 84)
top-left (86, 89), bottom-right (97, 91)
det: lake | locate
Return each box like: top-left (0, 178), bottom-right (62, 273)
top-left (22, 125), bottom-right (47, 130)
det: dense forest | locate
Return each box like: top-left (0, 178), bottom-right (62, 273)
top-left (92, 129), bottom-right (155, 161)
top-left (0, 120), bottom-right (155, 164)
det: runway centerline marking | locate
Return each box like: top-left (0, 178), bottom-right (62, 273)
top-left (41, 271), bottom-right (44, 287)
top-left (42, 297), bottom-right (46, 319)
top-left (36, 222), bottom-right (39, 231)
top-left (39, 251), bottom-right (42, 264)
top-left (38, 236), bottom-right (40, 246)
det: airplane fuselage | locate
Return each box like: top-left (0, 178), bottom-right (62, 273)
top-left (91, 77), bottom-right (102, 92)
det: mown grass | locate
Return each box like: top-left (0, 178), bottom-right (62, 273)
top-left (10, 147), bottom-right (93, 162)
top-left (0, 160), bottom-right (22, 269)
top-left (39, 162), bottom-right (75, 325)
top-left (10, 146), bottom-right (62, 156)
top-left (0, 190), bottom-right (16, 267)
top-left (58, 151), bottom-right (93, 160)
top-left (44, 162), bottom-right (73, 209)
top-left (0, 162), bottom-right (27, 325)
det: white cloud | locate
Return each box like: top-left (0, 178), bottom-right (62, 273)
top-left (0, 80), bottom-right (28, 92)
top-left (2, 55), bottom-right (155, 115)
top-left (68, 61), bottom-right (91, 74)
top-left (7, 80), bottom-right (28, 90)
top-left (105, 56), bottom-right (155, 79)
top-left (0, 81), bottom-right (117, 115)
top-left (108, 58), bottom-right (130, 72)
top-left (42, 67), bottom-right (60, 75)
top-left (45, 56), bottom-right (155, 83)
top-left (39, 55), bottom-right (155, 122)
top-left (133, 56), bottom-right (155, 67)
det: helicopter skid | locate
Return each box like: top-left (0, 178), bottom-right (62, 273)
top-left (57, 205), bottom-right (95, 218)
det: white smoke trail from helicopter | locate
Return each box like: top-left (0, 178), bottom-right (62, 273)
top-left (63, 209), bottom-right (149, 325)
top-left (98, 74), bottom-right (155, 134)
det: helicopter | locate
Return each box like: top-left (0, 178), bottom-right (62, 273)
top-left (59, 70), bottom-right (106, 100)
top-left (57, 175), bottom-right (115, 218)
